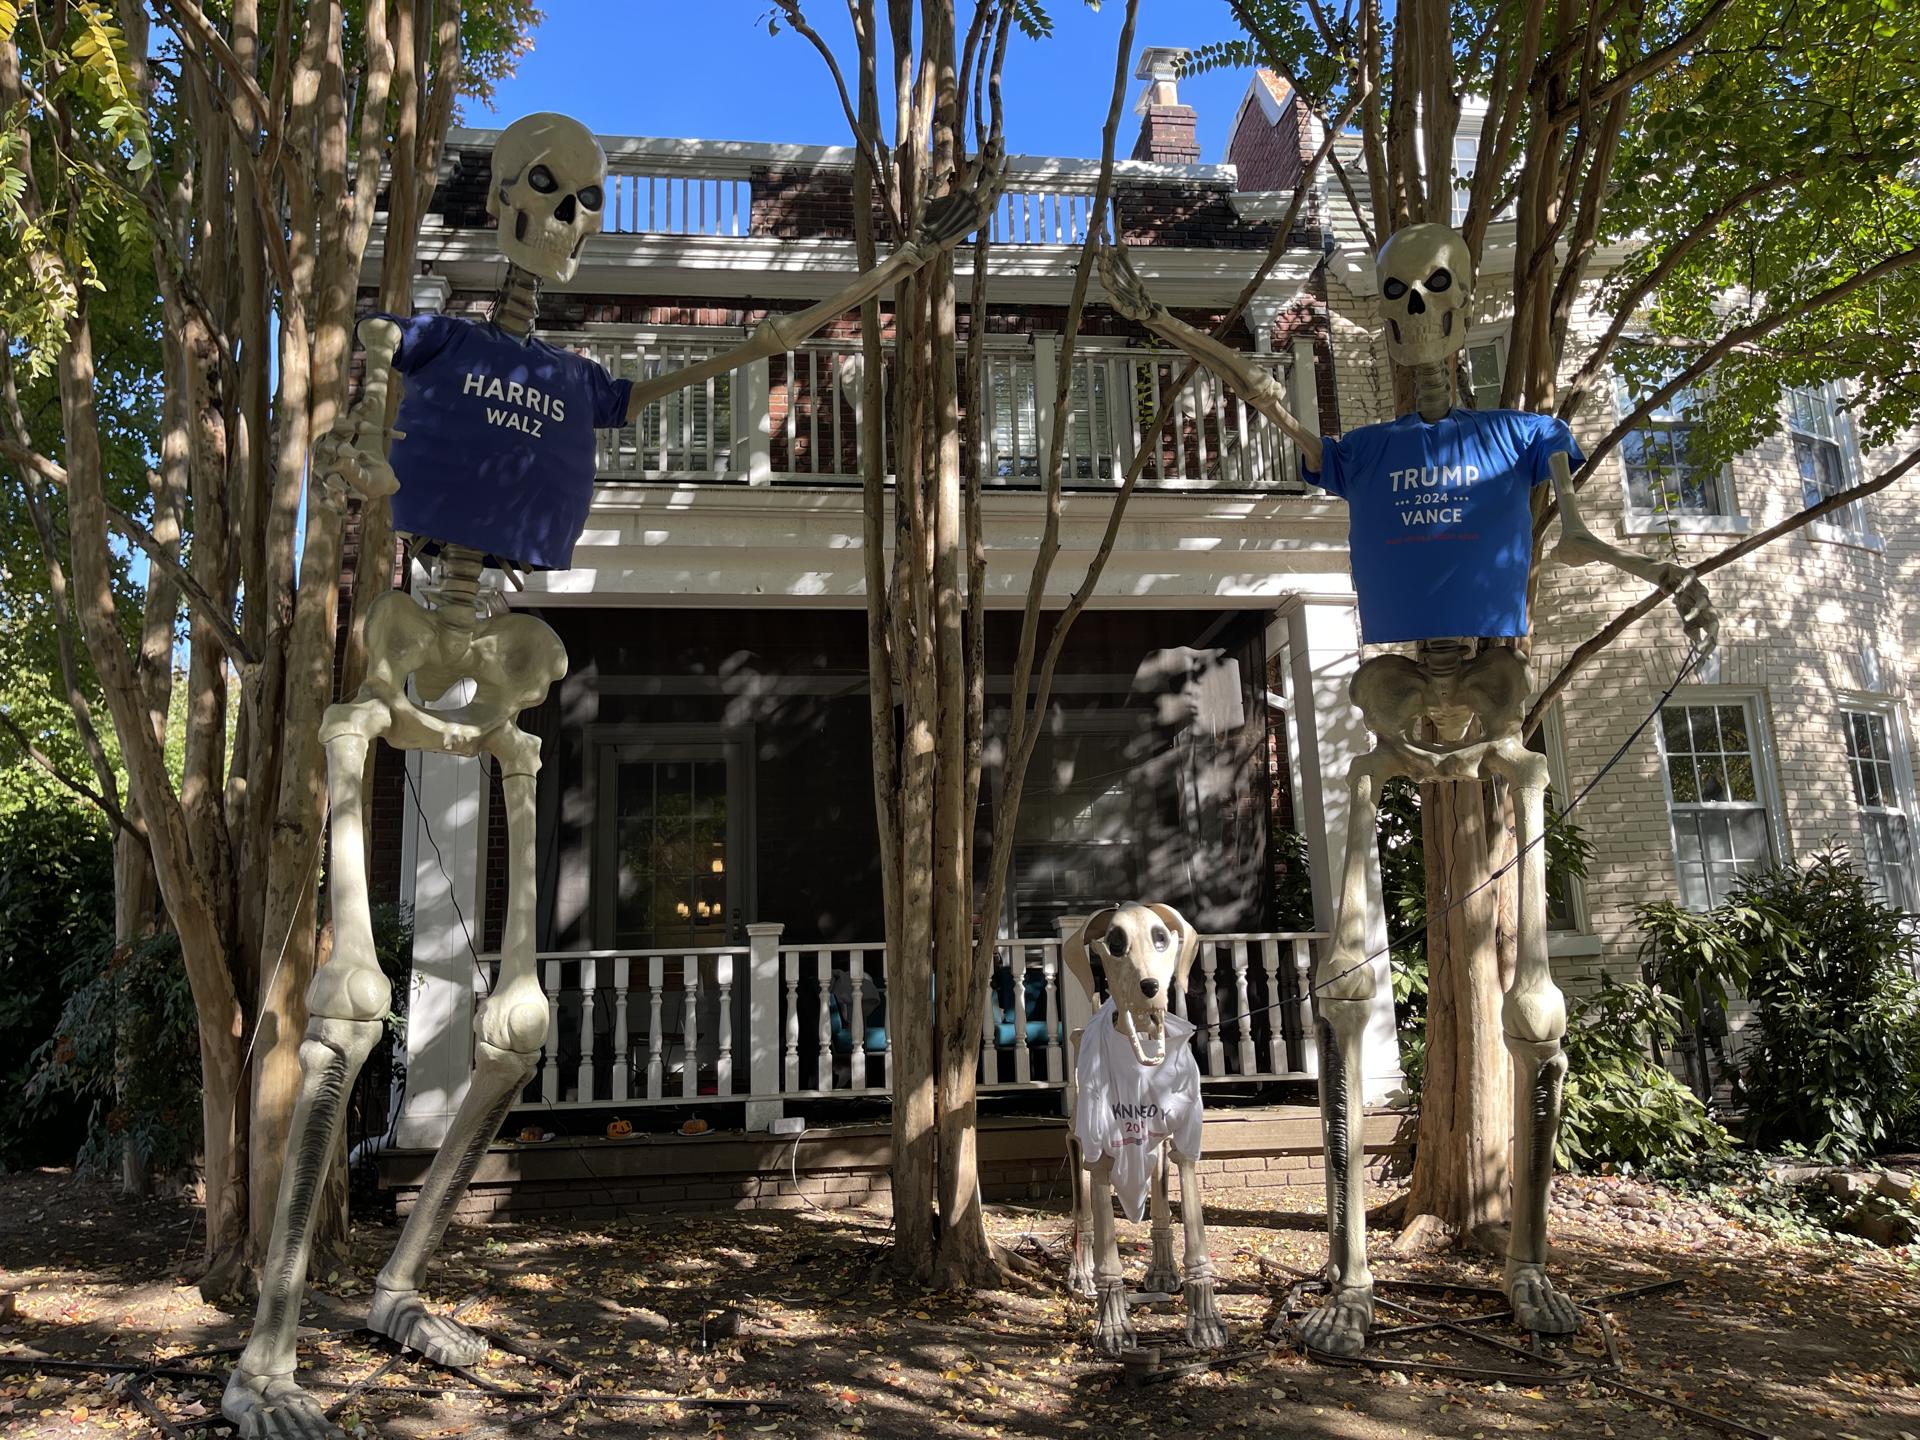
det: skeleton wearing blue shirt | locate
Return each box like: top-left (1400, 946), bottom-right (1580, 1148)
top-left (227, 113), bottom-right (983, 1440)
top-left (1101, 227), bottom-right (1716, 1359)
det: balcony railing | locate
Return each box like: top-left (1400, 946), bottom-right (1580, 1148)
top-left (556, 329), bottom-right (1306, 493)
top-left (480, 924), bottom-right (1323, 1116)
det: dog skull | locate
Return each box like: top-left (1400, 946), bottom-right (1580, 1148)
top-left (1087, 902), bottom-right (1197, 1067)
top-left (1375, 224), bottom-right (1473, 368)
top-left (488, 113), bottom-right (607, 284)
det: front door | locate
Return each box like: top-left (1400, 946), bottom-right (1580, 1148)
top-left (595, 737), bottom-right (749, 949)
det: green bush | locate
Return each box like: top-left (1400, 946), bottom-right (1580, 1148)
top-left (0, 804), bottom-right (114, 1168)
top-left (27, 929), bottom-right (202, 1178)
top-left (1558, 974), bottom-right (1734, 1171)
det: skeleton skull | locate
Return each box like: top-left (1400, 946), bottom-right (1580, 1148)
top-left (1083, 902), bottom-right (1198, 1067)
top-left (1375, 224), bottom-right (1473, 368)
top-left (488, 113), bottom-right (607, 284)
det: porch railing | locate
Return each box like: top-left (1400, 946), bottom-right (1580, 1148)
top-left (480, 925), bottom-right (1324, 1117)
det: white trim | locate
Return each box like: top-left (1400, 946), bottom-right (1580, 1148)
top-left (1806, 520), bottom-right (1887, 552)
top-left (1838, 700), bottom-right (1920, 910)
top-left (379, 229), bottom-right (1318, 306)
top-left (1622, 511), bottom-right (1751, 538)
top-left (446, 126), bottom-right (1241, 186)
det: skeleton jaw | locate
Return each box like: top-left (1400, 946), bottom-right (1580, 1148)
top-left (509, 213), bottom-right (588, 283)
top-left (1118, 1005), bottom-right (1170, 1067)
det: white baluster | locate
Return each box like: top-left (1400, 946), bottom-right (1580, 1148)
top-left (848, 950), bottom-right (868, 1092)
top-left (1294, 937), bottom-right (1318, 1073)
top-left (980, 951), bottom-right (999, 1084)
top-left (612, 957), bottom-right (631, 1102)
top-left (1201, 942), bottom-right (1226, 1076)
top-left (815, 950), bottom-right (834, 1092)
top-left (1233, 940), bottom-right (1257, 1074)
top-left (541, 959), bottom-right (561, 1102)
top-left (783, 949), bottom-right (801, 1093)
top-left (1043, 946), bottom-right (1062, 1083)
top-left (1262, 939), bottom-right (1286, 1075)
top-left (646, 955), bottom-right (664, 1099)
top-left (576, 957), bottom-right (598, 1102)
top-left (1011, 946), bottom-right (1032, 1085)
top-left (682, 954), bottom-right (701, 1099)
top-left (716, 951), bottom-right (734, 1096)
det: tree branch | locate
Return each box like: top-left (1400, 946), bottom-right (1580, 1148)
top-left (0, 706), bottom-right (140, 836)
top-left (1547, 0), bottom-right (1736, 123)
top-left (1527, 442), bottom-right (1920, 733)
top-left (777, 0), bottom-right (895, 218)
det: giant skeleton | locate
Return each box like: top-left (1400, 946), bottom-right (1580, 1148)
top-left (225, 113), bottom-right (978, 1439)
top-left (1100, 228), bottom-right (1717, 1357)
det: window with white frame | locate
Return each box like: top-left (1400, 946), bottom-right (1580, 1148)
top-left (1462, 338), bottom-right (1503, 411)
top-left (1616, 370), bottom-right (1731, 520)
top-left (1842, 708), bottom-right (1918, 912)
top-left (1526, 708), bottom-right (1586, 933)
top-left (980, 353), bottom-right (1124, 483)
top-left (1787, 382), bottom-right (1869, 537)
top-left (1450, 133), bottom-right (1479, 227)
top-left (1660, 699), bottom-right (1776, 910)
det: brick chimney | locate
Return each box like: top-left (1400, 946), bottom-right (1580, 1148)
top-left (1131, 47), bottom-right (1199, 166)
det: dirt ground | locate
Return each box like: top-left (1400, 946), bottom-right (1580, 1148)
top-left (2, 1167), bottom-right (1918, 1440)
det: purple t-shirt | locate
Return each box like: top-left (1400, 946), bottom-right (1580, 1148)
top-left (1301, 408), bottom-right (1583, 644)
top-left (376, 313), bottom-right (633, 570)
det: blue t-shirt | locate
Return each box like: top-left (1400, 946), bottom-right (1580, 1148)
top-left (1301, 409), bottom-right (1583, 644)
top-left (376, 313), bottom-right (633, 571)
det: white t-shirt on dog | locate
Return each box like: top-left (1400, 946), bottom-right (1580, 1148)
top-left (1074, 998), bottom-right (1204, 1221)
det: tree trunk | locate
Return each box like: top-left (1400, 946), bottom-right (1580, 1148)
top-left (1398, 778), bottom-right (1514, 1246)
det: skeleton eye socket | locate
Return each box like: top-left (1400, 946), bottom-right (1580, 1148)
top-left (527, 165), bottom-right (558, 194)
top-left (1426, 268), bottom-right (1453, 293)
top-left (1151, 926), bottom-right (1169, 951)
top-left (1105, 927), bottom-right (1130, 957)
top-left (1383, 277), bottom-right (1409, 301)
top-left (577, 184), bottom-right (604, 212)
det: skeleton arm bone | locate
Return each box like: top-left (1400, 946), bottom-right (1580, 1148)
top-left (1547, 448), bottom-right (1720, 652)
top-left (317, 318), bottom-right (406, 500)
top-left (1098, 243), bottom-right (1323, 474)
top-left (623, 192), bottom-right (982, 423)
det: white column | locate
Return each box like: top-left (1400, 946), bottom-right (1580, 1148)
top-left (744, 355), bottom-right (773, 485)
top-left (1055, 914), bottom-right (1095, 1119)
top-left (745, 922), bottom-right (785, 1129)
top-left (393, 749), bottom-right (488, 1148)
top-left (1281, 597), bottom-right (1402, 1101)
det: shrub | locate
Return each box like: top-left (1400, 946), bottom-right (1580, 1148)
top-left (27, 929), bottom-right (202, 1179)
top-left (1558, 974), bottom-right (1734, 1171)
top-left (0, 804), bottom-right (114, 1168)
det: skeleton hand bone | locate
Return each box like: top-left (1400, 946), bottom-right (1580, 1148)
top-left (1098, 241), bottom-right (1162, 326)
top-left (913, 189), bottom-right (988, 256)
top-left (313, 397), bottom-right (405, 502)
top-left (1656, 561), bottom-right (1719, 656)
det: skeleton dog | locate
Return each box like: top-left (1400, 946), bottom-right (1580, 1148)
top-left (1062, 903), bottom-right (1227, 1356)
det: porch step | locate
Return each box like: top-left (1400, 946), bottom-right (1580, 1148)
top-left (376, 1104), bottom-right (1408, 1224)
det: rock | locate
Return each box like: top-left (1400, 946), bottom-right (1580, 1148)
top-left (1856, 1212), bottom-right (1909, 1248)
top-left (1828, 1171), bottom-right (1875, 1199)
top-left (1876, 1170), bottom-right (1916, 1201)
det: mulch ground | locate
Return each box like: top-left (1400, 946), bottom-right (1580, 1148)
top-left (1, 1166), bottom-right (1917, 1439)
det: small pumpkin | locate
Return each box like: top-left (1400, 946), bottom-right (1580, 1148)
top-left (679, 1117), bottom-right (710, 1137)
top-left (516, 1126), bottom-right (546, 1144)
top-left (605, 1117), bottom-right (634, 1139)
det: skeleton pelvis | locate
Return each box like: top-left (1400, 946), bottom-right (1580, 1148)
top-left (351, 589), bottom-right (567, 754)
top-left (1350, 644), bottom-right (1529, 773)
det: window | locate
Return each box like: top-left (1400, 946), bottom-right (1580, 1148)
top-left (1618, 373), bottom-right (1731, 520)
top-left (1787, 383), bottom-right (1869, 537)
top-left (980, 353), bottom-right (1124, 483)
top-left (1526, 712), bottom-right (1585, 933)
top-left (1842, 708), bottom-right (1917, 912)
top-left (1450, 133), bottom-right (1479, 227)
top-left (1463, 339), bottom-right (1503, 412)
top-left (1660, 700), bottom-right (1775, 909)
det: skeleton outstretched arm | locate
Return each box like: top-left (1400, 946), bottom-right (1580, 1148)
top-left (317, 317), bottom-right (406, 500)
top-left (1099, 241), bottom-right (1323, 474)
top-left (1548, 449), bottom-right (1719, 652)
top-left (623, 191), bottom-right (984, 423)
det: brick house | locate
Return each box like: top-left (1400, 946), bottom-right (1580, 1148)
top-left (363, 52), bottom-right (1915, 1218)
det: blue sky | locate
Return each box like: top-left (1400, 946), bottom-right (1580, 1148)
top-left (474, 2), bottom-right (1264, 164)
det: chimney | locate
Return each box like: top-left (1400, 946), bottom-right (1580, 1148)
top-left (1131, 47), bottom-right (1199, 166)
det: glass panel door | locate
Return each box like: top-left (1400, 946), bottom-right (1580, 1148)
top-left (598, 743), bottom-right (743, 949)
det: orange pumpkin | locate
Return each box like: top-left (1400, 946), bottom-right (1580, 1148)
top-left (606, 1118), bottom-right (634, 1139)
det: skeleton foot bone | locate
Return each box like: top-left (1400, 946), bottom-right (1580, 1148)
top-left (221, 1369), bottom-right (345, 1440)
top-left (1183, 1273), bottom-right (1227, 1350)
top-left (1505, 1263), bottom-right (1580, 1336)
top-left (1066, 1232), bottom-right (1098, 1297)
top-left (367, 1286), bottom-right (490, 1367)
top-left (1091, 1277), bottom-right (1137, 1355)
top-left (1297, 1286), bottom-right (1374, 1357)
